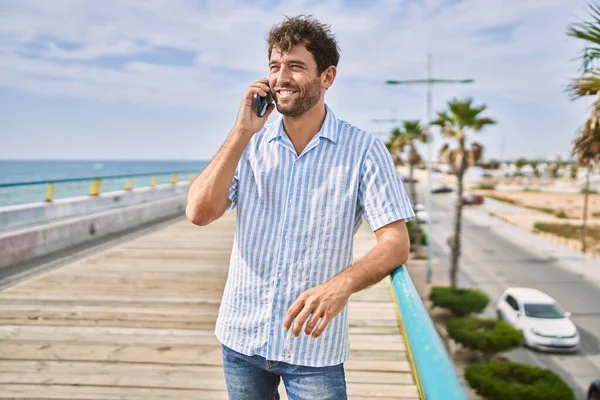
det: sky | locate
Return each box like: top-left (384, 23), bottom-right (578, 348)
top-left (0, 0), bottom-right (595, 162)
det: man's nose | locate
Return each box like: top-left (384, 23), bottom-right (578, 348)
top-left (276, 65), bottom-right (292, 85)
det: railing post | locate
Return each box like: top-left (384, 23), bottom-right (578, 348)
top-left (125, 177), bottom-right (133, 191)
top-left (150, 176), bottom-right (157, 188)
top-left (89, 179), bottom-right (101, 197)
top-left (45, 183), bottom-right (54, 202)
top-left (171, 173), bottom-right (179, 185)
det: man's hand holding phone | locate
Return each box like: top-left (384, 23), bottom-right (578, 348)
top-left (234, 78), bottom-right (275, 136)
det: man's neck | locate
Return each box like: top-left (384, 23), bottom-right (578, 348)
top-left (282, 102), bottom-right (327, 155)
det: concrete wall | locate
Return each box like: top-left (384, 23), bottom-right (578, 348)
top-left (0, 194), bottom-right (188, 269)
top-left (0, 183), bottom-right (190, 232)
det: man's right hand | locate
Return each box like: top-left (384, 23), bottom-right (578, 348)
top-left (234, 78), bottom-right (276, 135)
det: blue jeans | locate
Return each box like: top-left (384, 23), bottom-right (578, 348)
top-left (221, 344), bottom-right (348, 400)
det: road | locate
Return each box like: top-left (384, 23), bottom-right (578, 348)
top-left (417, 184), bottom-right (600, 400)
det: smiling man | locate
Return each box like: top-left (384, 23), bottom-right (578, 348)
top-left (186, 15), bottom-right (414, 400)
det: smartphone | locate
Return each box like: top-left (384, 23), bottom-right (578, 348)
top-left (256, 83), bottom-right (274, 118)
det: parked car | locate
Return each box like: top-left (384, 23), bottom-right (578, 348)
top-left (431, 185), bottom-right (453, 194)
top-left (462, 193), bottom-right (484, 205)
top-left (589, 380), bottom-right (600, 400)
top-left (496, 287), bottom-right (580, 353)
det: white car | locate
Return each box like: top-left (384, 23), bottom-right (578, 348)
top-left (414, 203), bottom-right (426, 212)
top-left (496, 287), bottom-right (580, 353)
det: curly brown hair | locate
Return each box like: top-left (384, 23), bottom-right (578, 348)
top-left (266, 15), bottom-right (340, 75)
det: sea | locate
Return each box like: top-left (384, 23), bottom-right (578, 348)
top-left (0, 160), bottom-right (209, 207)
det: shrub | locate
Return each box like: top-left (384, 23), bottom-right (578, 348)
top-left (465, 361), bottom-right (574, 400)
top-left (475, 182), bottom-right (496, 190)
top-left (446, 317), bottom-right (521, 360)
top-left (429, 286), bottom-right (489, 316)
top-left (406, 220), bottom-right (427, 246)
top-left (555, 209), bottom-right (568, 219)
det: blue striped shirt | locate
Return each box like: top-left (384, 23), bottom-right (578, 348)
top-left (215, 104), bottom-right (415, 367)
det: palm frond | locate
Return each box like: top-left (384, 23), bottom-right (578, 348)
top-left (568, 3), bottom-right (600, 71)
top-left (573, 104), bottom-right (600, 166)
top-left (568, 72), bottom-right (600, 98)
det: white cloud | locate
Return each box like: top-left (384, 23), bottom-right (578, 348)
top-left (0, 0), bottom-right (594, 159)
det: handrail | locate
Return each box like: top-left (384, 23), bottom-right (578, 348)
top-left (0, 169), bottom-right (200, 188)
top-left (0, 169), bottom-right (200, 206)
top-left (390, 266), bottom-right (468, 400)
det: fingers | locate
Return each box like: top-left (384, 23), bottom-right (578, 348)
top-left (304, 306), bottom-right (324, 335)
top-left (283, 298), bottom-right (305, 331)
top-left (312, 314), bottom-right (331, 338)
top-left (248, 79), bottom-right (271, 97)
top-left (292, 302), bottom-right (317, 337)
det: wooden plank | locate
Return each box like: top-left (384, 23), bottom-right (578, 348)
top-left (0, 211), bottom-right (418, 399)
top-left (0, 385), bottom-right (229, 400)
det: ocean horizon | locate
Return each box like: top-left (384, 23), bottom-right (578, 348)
top-left (0, 160), bottom-right (210, 206)
top-left (0, 159), bottom-right (210, 186)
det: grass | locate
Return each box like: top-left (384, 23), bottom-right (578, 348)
top-left (533, 222), bottom-right (600, 242)
top-left (475, 182), bottom-right (496, 190)
top-left (527, 206), bottom-right (555, 214)
top-left (485, 194), bottom-right (518, 205)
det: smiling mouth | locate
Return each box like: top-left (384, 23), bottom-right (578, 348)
top-left (276, 89), bottom-right (298, 99)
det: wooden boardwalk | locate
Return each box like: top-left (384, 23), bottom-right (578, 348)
top-left (0, 211), bottom-right (418, 399)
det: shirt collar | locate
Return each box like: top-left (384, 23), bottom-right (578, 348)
top-left (267, 104), bottom-right (339, 144)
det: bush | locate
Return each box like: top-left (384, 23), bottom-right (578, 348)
top-left (406, 220), bottom-right (427, 246)
top-left (447, 317), bottom-right (521, 360)
top-left (555, 209), bottom-right (568, 219)
top-left (475, 182), bottom-right (496, 190)
top-left (429, 286), bottom-right (489, 316)
top-left (465, 361), bottom-right (574, 400)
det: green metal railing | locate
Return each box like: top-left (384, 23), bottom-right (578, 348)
top-left (0, 170), bottom-right (199, 207)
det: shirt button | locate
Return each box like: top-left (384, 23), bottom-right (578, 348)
top-left (289, 199), bottom-right (294, 205)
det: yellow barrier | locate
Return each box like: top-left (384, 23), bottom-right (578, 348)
top-left (150, 177), bottom-right (157, 188)
top-left (171, 173), bottom-right (179, 185)
top-left (89, 179), bottom-right (101, 196)
top-left (45, 183), bottom-right (54, 202)
top-left (125, 178), bottom-right (133, 191)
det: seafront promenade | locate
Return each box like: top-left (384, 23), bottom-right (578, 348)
top-left (0, 210), bottom-right (420, 399)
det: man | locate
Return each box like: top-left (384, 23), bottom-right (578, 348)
top-left (186, 15), bottom-right (414, 400)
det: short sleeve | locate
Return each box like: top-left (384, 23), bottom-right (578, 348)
top-left (357, 138), bottom-right (415, 231)
top-left (226, 164), bottom-right (240, 211)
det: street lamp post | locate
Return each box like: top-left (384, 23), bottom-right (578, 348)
top-left (386, 53), bottom-right (474, 284)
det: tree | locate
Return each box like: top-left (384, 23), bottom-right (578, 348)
top-left (568, 4), bottom-right (600, 253)
top-left (391, 120), bottom-right (428, 253)
top-left (515, 158), bottom-right (527, 174)
top-left (432, 98), bottom-right (496, 287)
top-left (385, 129), bottom-right (404, 166)
top-left (530, 160), bottom-right (540, 178)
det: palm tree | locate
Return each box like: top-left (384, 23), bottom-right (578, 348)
top-left (385, 128), bottom-right (404, 166)
top-left (572, 107), bottom-right (600, 253)
top-left (432, 98), bottom-right (496, 287)
top-left (568, 3), bottom-right (600, 252)
top-left (391, 120), bottom-right (428, 253)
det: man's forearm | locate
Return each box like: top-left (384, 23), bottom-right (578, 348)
top-left (329, 237), bottom-right (409, 296)
top-left (186, 127), bottom-right (251, 225)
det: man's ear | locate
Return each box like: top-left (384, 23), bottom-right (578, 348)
top-left (322, 65), bottom-right (337, 90)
